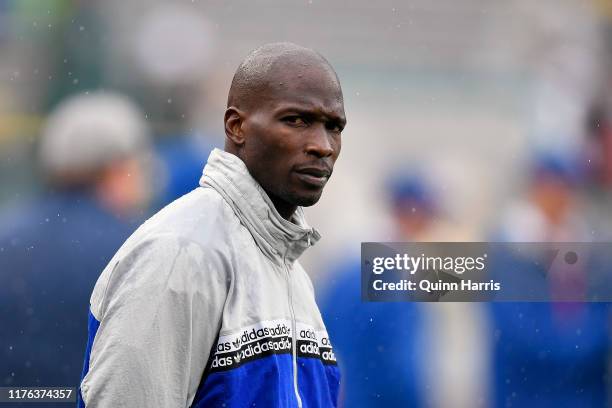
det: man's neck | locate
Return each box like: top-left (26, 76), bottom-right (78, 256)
top-left (268, 194), bottom-right (297, 221)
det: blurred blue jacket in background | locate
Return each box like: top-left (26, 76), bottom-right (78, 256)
top-left (320, 259), bottom-right (425, 408)
top-left (491, 302), bottom-right (609, 408)
top-left (0, 190), bottom-right (141, 388)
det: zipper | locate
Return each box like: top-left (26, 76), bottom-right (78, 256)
top-left (284, 252), bottom-right (303, 408)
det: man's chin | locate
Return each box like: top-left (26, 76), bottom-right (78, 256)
top-left (291, 191), bottom-right (323, 207)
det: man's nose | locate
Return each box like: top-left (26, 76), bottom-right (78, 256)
top-left (305, 124), bottom-right (334, 158)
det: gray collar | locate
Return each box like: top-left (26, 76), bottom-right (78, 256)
top-left (200, 148), bottom-right (321, 264)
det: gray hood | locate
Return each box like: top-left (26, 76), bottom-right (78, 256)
top-left (200, 148), bottom-right (320, 264)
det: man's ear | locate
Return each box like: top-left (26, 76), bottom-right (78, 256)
top-left (224, 107), bottom-right (246, 146)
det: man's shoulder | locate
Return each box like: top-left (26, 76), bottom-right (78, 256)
top-left (137, 186), bottom-right (236, 245)
top-left (104, 186), bottom-right (238, 267)
top-left (90, 187), bottom-right (235, 317)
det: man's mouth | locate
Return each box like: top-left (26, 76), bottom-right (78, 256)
top-left (293, 166), bottom-right (331, 188)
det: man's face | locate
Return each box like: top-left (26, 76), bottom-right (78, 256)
top-left (239, 63), bottom-right (346, 212)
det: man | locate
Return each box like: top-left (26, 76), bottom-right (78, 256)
top-left (78, 42), bottom-right (346, 408)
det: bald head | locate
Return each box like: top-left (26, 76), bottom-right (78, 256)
top-left (227, 42), bottom-right (341, 111)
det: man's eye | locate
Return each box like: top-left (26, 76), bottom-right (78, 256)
top-left (284, 116), bottom-right (306, 126)
top-left (327, 123), bottom-right (343, 133)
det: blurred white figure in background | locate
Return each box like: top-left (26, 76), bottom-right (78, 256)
top-left (39, 91), bottom-right (155, 217)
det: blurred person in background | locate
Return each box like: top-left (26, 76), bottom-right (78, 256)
top-left (0, 91), bottom-right (154, 389)
top-left (497, 153), bottom-right (589, 242)
top-left (491, 153), bottom-right (611, 407)
top-left (130, 1), bottom-right (219, 209)
top-left (322, 171), bottom-right (487, 408)
top-left (320, 173), bottom-right (436, 407)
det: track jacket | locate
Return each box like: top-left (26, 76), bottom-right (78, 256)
top-left (78, 148), bottom-right (340, 407)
